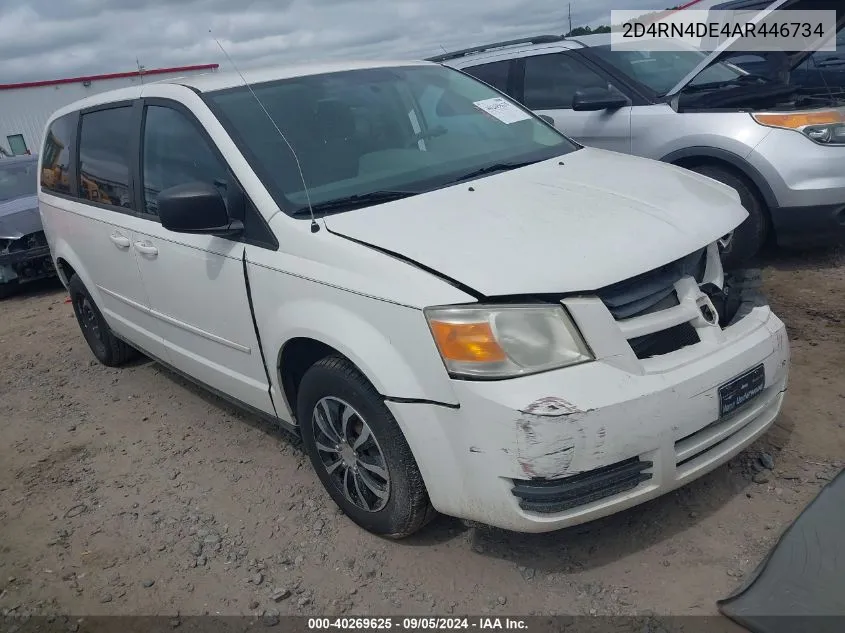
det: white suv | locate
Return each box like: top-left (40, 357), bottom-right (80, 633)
top-left (38, 60), bottom-right (789, 537)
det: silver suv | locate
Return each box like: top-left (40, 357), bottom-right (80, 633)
top-left (433, 2), bottom-right (845, 267)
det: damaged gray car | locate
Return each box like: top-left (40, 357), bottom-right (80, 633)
top-left (0, 155), bottom-right (55, 298)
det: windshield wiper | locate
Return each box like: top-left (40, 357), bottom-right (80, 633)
top-left (291, 190), bottom-right (421, 215)
top-left (445, 159), bottom-right (545, 185)
top-left (678, 74), bottom-right (774, 95)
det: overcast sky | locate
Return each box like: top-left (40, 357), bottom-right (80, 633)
top-left (0, 0), bottom-right (698, 83)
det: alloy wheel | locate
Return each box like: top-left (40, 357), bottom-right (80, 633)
top-left (311, 396), bottom-right (390, 512)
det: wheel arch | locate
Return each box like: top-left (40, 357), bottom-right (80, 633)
top-left (269, 301), bottom-right (458, 423)
top-left (277, 337), bottom-right (339, 422)
top-left (660, 147), bottom-right (777, 212)
top-left (51, 240), bottom-right (101, 301)
top-left (55, 256), bottom-right (76, 288)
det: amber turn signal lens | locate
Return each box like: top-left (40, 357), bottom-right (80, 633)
top-left (429, 320), bottom-right (507, 363)
top-left (753, 110), bottom-right (845, 129)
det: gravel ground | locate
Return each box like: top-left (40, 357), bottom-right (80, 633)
top-left (0, 248), bottom-right (843, 620)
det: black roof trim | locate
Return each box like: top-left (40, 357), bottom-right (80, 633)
top-left (426, 35), bottom-right (566, 63)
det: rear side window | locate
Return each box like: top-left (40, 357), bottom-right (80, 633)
top-left (465, 61), bottom-right (512, 94)
top-left (141, 105), bottom-right (230, 217)
top-left (78, 107), bottom-right (134, 209)
top-left (40, 115), bottom-right (74, 196)
top-left (523, 53), bottom-right (611, 110)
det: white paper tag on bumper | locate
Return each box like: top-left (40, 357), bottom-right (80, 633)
top-left (473, 97), bottom-right (532, 124)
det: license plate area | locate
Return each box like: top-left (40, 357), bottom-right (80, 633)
top-left (718, 364), bottom-right (765, 418)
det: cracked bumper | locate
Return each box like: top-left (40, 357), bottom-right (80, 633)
top-left (0, 244), bottom-right (51, 266)
top-left (387, 303), bottom-right (789, 533)
top-left (0, 245), bottom-right (54, 284)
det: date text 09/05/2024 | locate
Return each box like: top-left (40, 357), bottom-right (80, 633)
top-left (307, 618), bottom-right (529, 630)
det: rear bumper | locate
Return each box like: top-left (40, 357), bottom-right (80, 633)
top-left (769, 203), bottom-right (845, 248)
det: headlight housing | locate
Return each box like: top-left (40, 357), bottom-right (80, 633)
top-left (751, 109), bottom-right (845, 146)
top-left (424, 304), bottom-right (593, 379)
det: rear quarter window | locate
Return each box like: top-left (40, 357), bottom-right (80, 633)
top-left (40, 115), bottom-right (75, 196)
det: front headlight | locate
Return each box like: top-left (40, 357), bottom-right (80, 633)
top-left (751, 110), bottom-right (845, 145)
top-left (424, 304), bottom-right (593, 379)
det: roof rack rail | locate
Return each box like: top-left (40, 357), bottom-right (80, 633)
top-left (426, 34), bottom-right (566, 62)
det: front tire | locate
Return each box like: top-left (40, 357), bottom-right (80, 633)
top-left (297, 355), bottom-right (434, 538)
top-left (68, 274), bottom-right (138, 367)
top-left (687, 164), bottom-right (768, 269)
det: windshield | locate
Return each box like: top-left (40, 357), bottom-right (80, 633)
top-left (206, 65), bottom-right (577, 215)
top-left (799, 28), bottom-right (845, 69)
top-left (0, 160), bottom-right (37, 202)
top-left (591, 45), bottom-right (746, 95)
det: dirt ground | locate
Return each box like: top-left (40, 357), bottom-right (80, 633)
top-left (1, 248), bottom-right (843, 621)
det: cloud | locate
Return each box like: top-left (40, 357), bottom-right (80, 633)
top-left (0, 0), bottom-right (657, 83)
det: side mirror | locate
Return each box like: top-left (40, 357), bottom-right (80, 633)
top-left (157, 182), bottom-right (243, 238)
top-left (572, 87), bottom-right (629, 112)
top-left (538, 114), bottom-right (555, 126)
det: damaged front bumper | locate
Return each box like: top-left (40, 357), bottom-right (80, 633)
top-left (0, 233), bottom-right (55, 286)
top-left (388, 282), bottom-right (789, 533)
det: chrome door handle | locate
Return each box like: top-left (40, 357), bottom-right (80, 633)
top-left (109, 233), bottom-right (131, 248)
top-left (134, 241), bottom-right (158, 257)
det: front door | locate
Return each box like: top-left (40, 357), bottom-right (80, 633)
top-left (519, 51), bottom-right (632, 152)
top-left (130, 102), bottom-right (275, 415)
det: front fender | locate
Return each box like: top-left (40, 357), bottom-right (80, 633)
top-left (253, 294), bottom-right (460, 421)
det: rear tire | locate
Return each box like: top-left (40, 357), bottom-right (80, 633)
top-left (68, 274), bottom-right (138, 367)
top-left (0, 280), bottom-right (19, 300)
top-left (687, 164), bottom-right (768, 269)
top-left (297, 354), bottom-right (435, 538)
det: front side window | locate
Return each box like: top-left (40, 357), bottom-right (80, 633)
top-left (523, 52), bottom-right (617, 110)
top-left (207, 64), bottom-right (576, 216)
top-left (78, 107), bottom-right (133, 208)
top-left (40, 115), bottom-right (74, 196)
top-left (0, 159), bottom-right (37, 202)
top-left (142, 105), bottom-right (229, 217)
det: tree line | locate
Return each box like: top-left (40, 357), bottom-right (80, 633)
top-left (565, 7), bottom-right (682, 36)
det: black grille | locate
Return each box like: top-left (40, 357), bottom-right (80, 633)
top-left (596, 248), bottom-right (706, 320)
top-left (596, 249), bottom-right (707, 360)
top-left (629, 323), bottom-right (700, 360)
top-left (511, 457), bottom-right (653, 514)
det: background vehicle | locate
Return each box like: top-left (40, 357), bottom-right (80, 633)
top-left (432, 0), bottom-right (845, 267)
top-left (38, 61), bottom-right (787, 538)
top-left (0, 154), bottom-right (54, 298)
top-left (712, 0), bottom-right (845, 92)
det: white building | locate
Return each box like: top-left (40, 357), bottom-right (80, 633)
top-left (0, 64), bottom-right (219, 157)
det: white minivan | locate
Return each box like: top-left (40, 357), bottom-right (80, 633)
top-left (38, 60), bottom-right (789, 537)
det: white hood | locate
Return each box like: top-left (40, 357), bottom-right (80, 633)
top-left (323, 147), bottom-right (747, 296)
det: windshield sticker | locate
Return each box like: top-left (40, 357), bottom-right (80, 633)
top-left (473, 97), bottom-right (532, 124)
